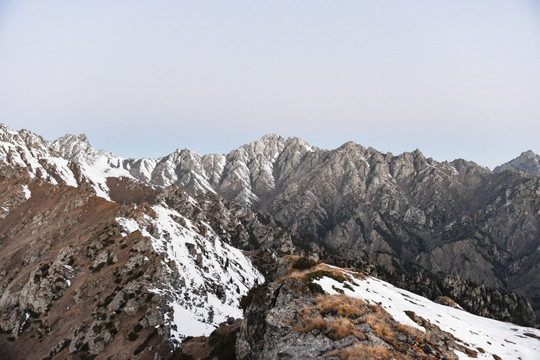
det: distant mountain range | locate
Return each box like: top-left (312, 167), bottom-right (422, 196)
top-left (1, 123), bottom-right (540, 359)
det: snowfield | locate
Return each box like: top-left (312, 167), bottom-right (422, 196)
top-left (116, 204), bottom-right (264, 343)
top-left (315, 269), bottom-right (540, 360)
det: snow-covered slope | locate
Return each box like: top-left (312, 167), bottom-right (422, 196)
top-left (315, 267), bottom-right (540, 360)
top-left (51, 134), bottom-right (135, 198)
top-left (0, 124), bottom-right (78, 187)
top-left (116, 204), bottom-right (264, 344)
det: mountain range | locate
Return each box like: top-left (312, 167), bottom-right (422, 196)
top-left (1, 123), bottom-right (540, 359)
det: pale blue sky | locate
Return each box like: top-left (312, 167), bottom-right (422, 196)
top-left (0, 1), bottom-right (539, 168)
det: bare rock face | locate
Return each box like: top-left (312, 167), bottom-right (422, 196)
top-left (494, 150), bottom-right (540, 176)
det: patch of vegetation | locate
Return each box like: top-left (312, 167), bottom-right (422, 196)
top-left (343, 283), bottom-right (354, 291)
top-left (326, 317), bottom-right (365, 341)
top-left (327, 344), bottom-right (393, 360)
top-left (125, 270), bottom-right (144, 284)
top-left (182, 336), bottom-right (194, 343)
top-left (145, 292), bottom-right (155, 303)
top-left (128, 332), bottom-right (138, 341)
top-left (315, 295), bottom-right (367, 318)
top-left (102, 236), bottom-right (115, 248)
top-left (292, 257), bottom-right (318, 271)
top-left (134, 324), bottom-right (143, 333)
top-left (304, 270), bottom-right (346, 284)
top-left (172, 353), bottom-right (194, 360)
top-left (39, 263), bottom-right (50, 275)
top-left (307, 282), bottom-right (325, 295)
top-left (99, 292), bottom-right (117, 308)
top-left (79, 354), bottom-right (96, 360)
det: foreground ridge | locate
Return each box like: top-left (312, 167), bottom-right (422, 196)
top-left (234, 258), bottom-right (540, 360)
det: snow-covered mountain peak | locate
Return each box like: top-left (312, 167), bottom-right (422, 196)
top-left (52, 133), bottom-right (118, 165)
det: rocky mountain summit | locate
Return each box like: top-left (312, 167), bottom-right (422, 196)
top-left (494, 150), bottom-right (540, 176)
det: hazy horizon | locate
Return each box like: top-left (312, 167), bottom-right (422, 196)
top-left (1, 1), bottom-right (539, 169)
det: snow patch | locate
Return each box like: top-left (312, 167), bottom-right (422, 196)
top-left (21, 185), bottom-right (31, 200)
top-left (315, 270), bottom-right (540, 360)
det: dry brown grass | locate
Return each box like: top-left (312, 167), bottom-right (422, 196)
top-left (293, 306), bottom-right (326, 333)
top-left (367, 303), bottom-right (390, 320)
top-left (351, 270), bottom-right (366, 280)
top-left (327, 344), bottom-right (395, 360)
top-left (363, 314), bottom-right (397, 345)
top-left (325, 317), bottom-right (366, 341)
top-left (396, 323), bottom-right (422, 338)
top-left (373, 321), bottom-right (396, 345)
top-left (315, 294), bottom-right (367, 318)
top-left (281, 259), bottom-right (356, 283)
top-left (295, 315), bottom-right (326, 333)
top-left (295, 294), bottom-right (370, 341)
top-left (279, 262), bottom-right (329, 281)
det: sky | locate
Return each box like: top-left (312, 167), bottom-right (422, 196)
top-left (0, 1), bottom-right (539, 169)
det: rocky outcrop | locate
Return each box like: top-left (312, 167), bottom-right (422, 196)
top-left (235, 259), bottom-right (519, 360)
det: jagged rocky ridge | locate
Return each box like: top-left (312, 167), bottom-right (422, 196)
top-left (5, 124), bottom-right (538, 318)
top-left (2, 123), bottom-right (540, 357)
top-left (3, 124), bottom-right (540, 318)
